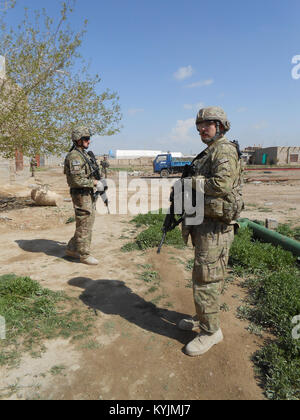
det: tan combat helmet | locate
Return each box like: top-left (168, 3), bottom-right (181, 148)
top-left (196, 106), bottom-right (231, 133)
top-left (72, 126), bottom-right (92, 142)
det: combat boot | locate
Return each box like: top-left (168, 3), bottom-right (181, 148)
top-left (184, 329), bottom-right (223, 357)
top-left (80, 255), bottom-right (99, 265)
top-left (178, 316), bottom-right (200, 331)
top-left (65, 249), bottom-right (80, 259)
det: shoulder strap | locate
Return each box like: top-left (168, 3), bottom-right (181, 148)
top-left (74, 147), bottom-right (93, 169)
top-left (191, 149), bottom-right (208, 165)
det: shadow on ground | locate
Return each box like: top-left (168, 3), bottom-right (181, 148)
top-left (15, 239), bottom-right (68, 259)
top-left (69, 277), bottom-right (194, 346)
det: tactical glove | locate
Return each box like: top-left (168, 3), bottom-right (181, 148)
top-left (96, 179), bottom-right (108, 192)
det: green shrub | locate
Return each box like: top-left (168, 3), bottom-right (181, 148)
top-left (230, 227), bottom-right (297, 274)
top-left (136, 224), bottom-right (185, 250)
top-left (276, 224), bottom-right (300, 241)
top-left (230, 227), bottom-right (300, 400)
top-left (122, 210), bottom-right (185, 251)
top-left (0, 274), bottom-right (93, 366)
top-left (130, 209), bottom-right (167, 227)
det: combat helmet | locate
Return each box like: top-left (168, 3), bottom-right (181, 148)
top-left (196, 107), bottom-right (231, 133)
top-left (72, 126), bottom-right (92, 142)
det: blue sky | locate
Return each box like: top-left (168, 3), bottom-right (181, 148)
top-left (2, 0), bottom-right (300, 155)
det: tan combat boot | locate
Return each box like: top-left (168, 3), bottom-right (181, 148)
top-left (184, 329), bottom-right (223, 356)
top-left (80, 255), bottom-right (99, 265)
top-left (178, 316), bottom-right (200, 331)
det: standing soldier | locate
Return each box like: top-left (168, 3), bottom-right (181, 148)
top-left (64, 126), bottom-right (101, 265)
top-left (178, 107), bottom-right (244, 356)
top-left (100, 155), bottom-right (110, 178)
top-left (30, 156), bottom-right (37, 177)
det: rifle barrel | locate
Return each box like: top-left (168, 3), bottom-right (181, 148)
top-left (157, 231), bottom-right (167, 254)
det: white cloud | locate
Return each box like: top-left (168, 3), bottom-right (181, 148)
top-left (184, 102), bottom-right (204, 110)
top-left (127, 108), bottom-right (144, 116)
top-left (171, 118), bottom-right (195, 141)
top-left (173, 65), bottom-right (194, 81)
top-left (186, 79), bottom-right (214, 88)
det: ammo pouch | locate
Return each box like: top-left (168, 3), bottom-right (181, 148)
top-left (204, 193), bottom-right (244, 224)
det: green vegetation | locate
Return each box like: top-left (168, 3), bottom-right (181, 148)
top-left (230, 227), bottom-right (300, 400)
top-left (0, 274), bottom-right (94, 366)
top-left (121, 210), bottom-right (185, 252)
top-left (0, 2), bottom-right (121, 158)
top-left (276, 224), bottom-right (300, 241)
top-left (121, 210), bottom-right (300, 400)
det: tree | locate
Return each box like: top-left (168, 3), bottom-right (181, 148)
top-left (0, 1), bottom-right (122, 158)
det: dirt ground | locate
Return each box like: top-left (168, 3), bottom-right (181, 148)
top-left (0, 167), bottom-right (299, 400)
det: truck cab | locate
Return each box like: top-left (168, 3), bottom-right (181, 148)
top-left (153, 154), bottom-right (170, 177)
top-left (153, 154), bottom-right (194, 177)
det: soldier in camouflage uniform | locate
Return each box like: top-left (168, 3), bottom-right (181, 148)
top-left (64, 126), bottom-right (100, 265)
top-left (30, 157), bottom-right (37, 177)
top-left (100, 155), bottom-right (110, 178)
top-left (178, 107), bottom-right (244, 356)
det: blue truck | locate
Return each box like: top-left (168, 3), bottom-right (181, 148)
top-left (153, 153), bottom-right (195, 177)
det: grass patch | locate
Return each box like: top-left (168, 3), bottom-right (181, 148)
top-left (229, 227), bottom-right (300, 400)
top-left (140, 270), bottom-right (159, 283)
top-left (121, 210), bottom-right (185, 252)
top-left (276, 224), bottom-right (300, 241)
top-left (0, 274), bottom-right (95, 367)
top-left (185, 259), bottom-right (194, 271)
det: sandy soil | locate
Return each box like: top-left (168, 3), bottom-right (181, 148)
top-left (0, 167), bottom-right (299, 400)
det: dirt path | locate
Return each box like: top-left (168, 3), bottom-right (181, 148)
top-left (0, 168), bottom-right (299, 400)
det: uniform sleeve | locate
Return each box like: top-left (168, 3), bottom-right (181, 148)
top-left (66, 154), bottom-right (94, 189)
top-left (204, 145), bottom-right (238, 197)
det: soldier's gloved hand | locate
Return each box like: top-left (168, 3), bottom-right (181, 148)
top-left (96, 179), bottom-right (108, 193)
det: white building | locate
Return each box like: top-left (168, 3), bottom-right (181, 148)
top-left (115, 150), bottom-right (162, 159)
top-left (115, 150), bottom-right (183, 159)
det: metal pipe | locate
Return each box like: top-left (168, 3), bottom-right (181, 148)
top-left (237, 218), bottom-right (300, 258)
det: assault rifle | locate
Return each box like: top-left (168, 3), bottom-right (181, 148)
top-left (87, 151), bottom-right (110, 213)
top-left (157, 158), bottom-right (197, 254)
top-left (157, 186), bottom-right (185, 254)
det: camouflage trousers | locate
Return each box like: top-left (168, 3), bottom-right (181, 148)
top-left (67, 191), bottom-right (96, 258)
top-left (190, 219), bottom-right (234, 334)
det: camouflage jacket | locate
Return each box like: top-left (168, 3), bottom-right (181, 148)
top-left (100, 160), bottom-right (110, 169)
top-left (190, 136), bottom-right (244, 223)
top-left (64, 148), bottom-right (95, 189)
